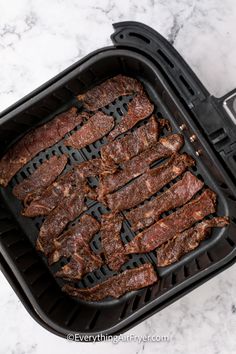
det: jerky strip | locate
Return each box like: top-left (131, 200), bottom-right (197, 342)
top-left (75, 158), bottom-right (116, 179)
top-left (62, 263), bottom-right (158, 301)
top-left (98, 134), bottom-right (184, 198)
top-left (48, 214), bottom-right (100, 264)
top-left (55, 250), bottom-right (103, 281)
top-left (64, 112), bottom-right (114, 149)
top-left (106, 153), bottom-right (195, 212)
top-left (12, 155), bottom-right (67, 201)
top-left (101, 115), bottom-right (159, 165)
top-left (108, 92), bottom-right (154, 141)
top-left (22, 169), bottom-right (78, 217)
top-left (101, 213), bottom-right (128, 271)
top-left (127, 172), bottom-right (204, 231)
top-left (125, 189), bottom-right (217, 254)
top-left (157, 217), bottom-right (230, 267)
top-left (0, 108), bottom-right (88, 187)
top-left (36, 186), bottom-right (87, 255)
top-left (77, 74), bottom-right (143, 111)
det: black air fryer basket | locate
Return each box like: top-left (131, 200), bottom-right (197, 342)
top-left (0, 22), bottom-right (236, 339)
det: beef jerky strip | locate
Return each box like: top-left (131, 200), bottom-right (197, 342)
top-left (62, 263), bottom-right (158, 301)
top-left (64, 112), bottom-right (114, 149)
top-left (106, 153), bottom-right (195, 212)
top-left (101, 213), bottom-right (128, 271)
top-left (100, 115), bottom-right (159, 165)
top-left (127, 171), bottom-right (204, 231)
top-left (157, 217), bottom-right (230, 267)
top-left (125, 189), bottom-right (216, 254)
top-left (108, 92), bottom-right (154, 141)
top-left (77, 74), bottom-right (143, 111)
top-left (22, 169), bottom-right (78, 217)
top-left (12, 155), bottom-right (67, 201)
top-left (48, 214), bottom-right (100, 264)
top-left (36, 186), bottom-right (87, 255)
top-left (98, 134), bottom-right (184, 199)
top-left (55, 250), bottom-right (103, 281)
top-left (0, 107), bottom-right (88, 187)
top-left (22, 166), bottom-right (96, 217)
top-left (74, 158), bottom-right (116, 179)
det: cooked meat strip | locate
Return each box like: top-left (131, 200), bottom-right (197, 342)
top-left (75, 158), bottom-right (116, 179)
top-left (100, 115), bottom-right (159, 165)
top-left (48, 214), bottom-right (100, 264)
top-left (36, 186), bottom-right (87, 255)
top-left (22, 169), bottom-right (77, 217)
top-left (157, 217), bottom-right (230, 267)
top-left (105, 153), bottom-right (195, 212)
top-left (77, 74), bottom-right (143, 111)
top-left (62, 263), bottom-right (158, 301)
top-left (64, 112), bottom-right (114, 149)
top-left (55, 250), bottom-right (103, 281)
top-left (108, 92), bottom-right (154, 141)
top-left (101, 213), bottom-right (128, 271)
top-left (12, 155), bottom-right (67, 201)
top-left (125, 189), bottom-right (217, 254)
top-left (0, 108), bottom-right (88, 187)
top-left (22, 166), bottom-right (96, 217)
top-left (127, 172), bottom-right (204, 231)
top-left (98, 134), bottom-right (184, 199)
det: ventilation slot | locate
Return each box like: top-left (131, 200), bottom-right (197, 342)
top-left (132, 295), bottom-right (141, 311)
top-left (65, 307), bottom-right (80, 326)
top-left (195, 259), bottom-right (201, 270)
top-left (120, 301), bottom-right (131, 320)
top-left (183, 265), bottom-right (189, 278)
top-left (157, 49), bottom-right (174, 68)
top-left (144, 287), bottom-right (152, 303)
top-left (171, 273), bottom-right (177, 285)
top-left (129, 32), bottom-right (150, 44)
top-left (226, 237), bottom-right (235, 248)
top-left (209, 128), bottom-right (229, 147)
top-left (179, 75), bottom-right (194, 95)
top-left (206, 251), bottom-right (214, 263)
top-left (36, 283), bottom-right (54, 300)
top-left (47, 297), bottom-right (64, 315)
top-left (88, 310), bottom-right (101, 330)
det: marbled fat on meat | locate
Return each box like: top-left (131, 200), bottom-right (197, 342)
top-left (100, 115), bottom-right (159, 165)
top-left (105, 153), bottom-right (195, 211)
top-left (101, 213), bottom-right (128, 271)
top-left (12, 155), bottom-right (67, 201)
top-left (64, 112), bottom-right (114, 149)
top-left (125, 189), bottom-right (217, 253)
top-left (0, 107), bottom-right (88, 187)
top-left (157, 217), bottom-right (230, 266)
top-left (126, 171), bottom-right (204, 231)
top-left (55, 250), bottom-right (103, 281)
top-left (77, 74), bottom-right (143, 111)
top-left (48, 214), bottom-right (100, 264)
top-left (62, 263), bottom-right (158, 301)
top-left (98, 134), bottom-right (184, 198)
top-left (108, 92), bottom-right (154, 141)
top-left (37, 185), bottom-right (87, 255)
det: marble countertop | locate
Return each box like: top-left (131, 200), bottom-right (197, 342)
top-left (0, 1), bottom-right (236, 353)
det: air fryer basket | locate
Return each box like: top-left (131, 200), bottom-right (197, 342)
top-left (0, 22), bottom-right (236, 339)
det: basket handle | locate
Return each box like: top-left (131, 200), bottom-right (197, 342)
top-left (111, 21), bottom-right (209, 107)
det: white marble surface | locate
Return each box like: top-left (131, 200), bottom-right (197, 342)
top-left (0, 0), bottom-right (236, 353)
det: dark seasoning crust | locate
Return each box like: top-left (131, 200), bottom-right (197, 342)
top-left (0, 75), bottom-right (229, 302)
